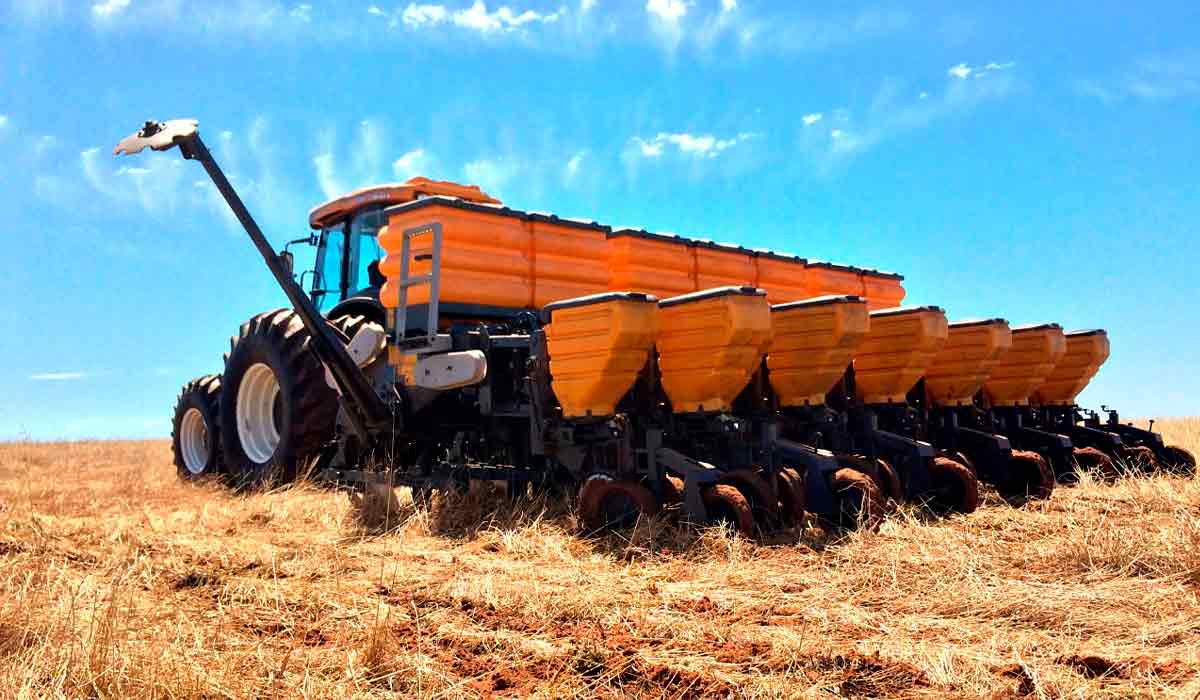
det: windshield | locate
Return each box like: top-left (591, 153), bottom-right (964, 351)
top-left (350, 207), bottom-right (387, 294)
top-left (314, 222), bottom-right (346, 312)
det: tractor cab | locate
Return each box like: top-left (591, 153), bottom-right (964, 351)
top-left (303, 178), bottom-right (499, 314)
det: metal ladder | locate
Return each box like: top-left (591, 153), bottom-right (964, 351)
top-left (390, 222), bottom-right (443, 351)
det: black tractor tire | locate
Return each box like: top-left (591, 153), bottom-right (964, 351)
top-left (220, 309), bottom-right (340, 489)
top-left (171, 375), bottom-right (223, 481)
top-left (328, 314), bottom-right (373, 345)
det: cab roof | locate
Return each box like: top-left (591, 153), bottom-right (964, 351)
top-left (307, 177), bottom-right (500, 229)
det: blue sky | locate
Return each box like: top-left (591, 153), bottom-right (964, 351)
top-left (0, 0), bottom-right (1197, 439)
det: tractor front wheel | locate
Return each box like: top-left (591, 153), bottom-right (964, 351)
top-left (220, 310), bottom-right (339, 489)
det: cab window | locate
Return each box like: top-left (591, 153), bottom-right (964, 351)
top-left (349, 207), bottom-right (387, 294)
top-left (314, 221), bottom-right (347, 311)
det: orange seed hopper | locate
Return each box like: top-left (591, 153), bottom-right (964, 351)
top-left (607, 229), bottom-right (696, 300)
top-left (380, 197), bottom-right (534, 309)
top-left (925, 319), bottom-right (1013, 406)
top-left (854, 306), bottom-right (949, 404)
top-left (767, 295), bottom-right (871, 407)
top-left (1033, 329), bottom-right (1110, 405)
top-left (542, 293), bottom-right (659, 418)
top-left (656, 287), bottom-right (773, 413)
top-left (376, 183), bottom-right (906, 324)
top-left (982, 324), bottom-right (1067, 406)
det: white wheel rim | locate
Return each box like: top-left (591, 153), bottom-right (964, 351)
top-left (180, 407), bottom-right (210, 475)
top-left (236, 363), bottom-right (281, 465)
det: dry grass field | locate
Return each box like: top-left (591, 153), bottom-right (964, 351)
top-left (1, 418), bottom-right (1197, 698)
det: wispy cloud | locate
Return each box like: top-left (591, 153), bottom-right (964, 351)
top-left (628, 131), bottom-right (755, 160)
top-left (1077, 50), bottom-right (1200, 104)
top-left (70, 116), bottom-right (301, 233)
top-left (801, 113), bottom-right (823, 126)
top-left (392, 147), bottom-right (436, 180)
top-left (0, 114), bottom-right (9, 132)
top-left (376, 1), bottom-right (564, 33)
top-left (30, 371), bottom-right (89, 381)
top-left (646, 0), bottom-right (688, 22)
top-left (799, 61), bottom-right (1019, 171)
top-left (312, 119), bottom-right (393, 199)
top-left (564, 150), bottom-right (586, 177)
top-left (15, 1), bottom-right (911, 60)
top-left (289, 3), bottom-right (312, 22)
top-left (91, 0), bottom-right (130, 19)
top-left (947, 61), bottom-right (1014, 80)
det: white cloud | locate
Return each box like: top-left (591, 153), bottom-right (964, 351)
top-left (721, 0), bottom-right (736, 12)
top-left (396, 1), bottom-right (564, 32)
top-left (629, 131), bottom-right (755, 159)
top-left (392, 147), bottom-right (435, 180)
top-left (368, 5), bottom-right (385, 15)
top-left (455, 1), bottom-right (563, 31)
top-left (289, 3), bottom-right (312, 22)
top-left (30, 372), bottom-right (89, 381)
top-left (948, 61), bottom-right (1014, 80)
top-left (802, 112), bottom-right (822, 126)
top-left (580, 0), bottom-right (596, 10)
top-left (91, 0), bottom-right (131, 19)
top-left (402, 3), bottom-right (449, 26)
top-left (563, 150), bottom-right (586, 182)
top-left (646, 0), bottom-right (688, 21)
top-left (948, 63), bottom-right (971, 79)
top-left (0, 114), bottom-right (8, 130)
top-left (634, 138), bottom-right (663, 157)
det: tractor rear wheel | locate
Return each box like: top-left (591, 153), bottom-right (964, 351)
top-left (828, 468), bottom-right (885, 530)
top-left (1001, 450), bottom-right (1055, 503)
top-left (578, 475), bottom-right (660, 532)
top-left (701, 484), bottom-right (756, 537)
top-left (171, 375), bottom-right (223, 481)
top-left (220, 309), bottom-right (339, 489)
top-left (925, 456), bottom-right (980, 514)
top-left (1161, 445), bottom-right (1196, 476)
